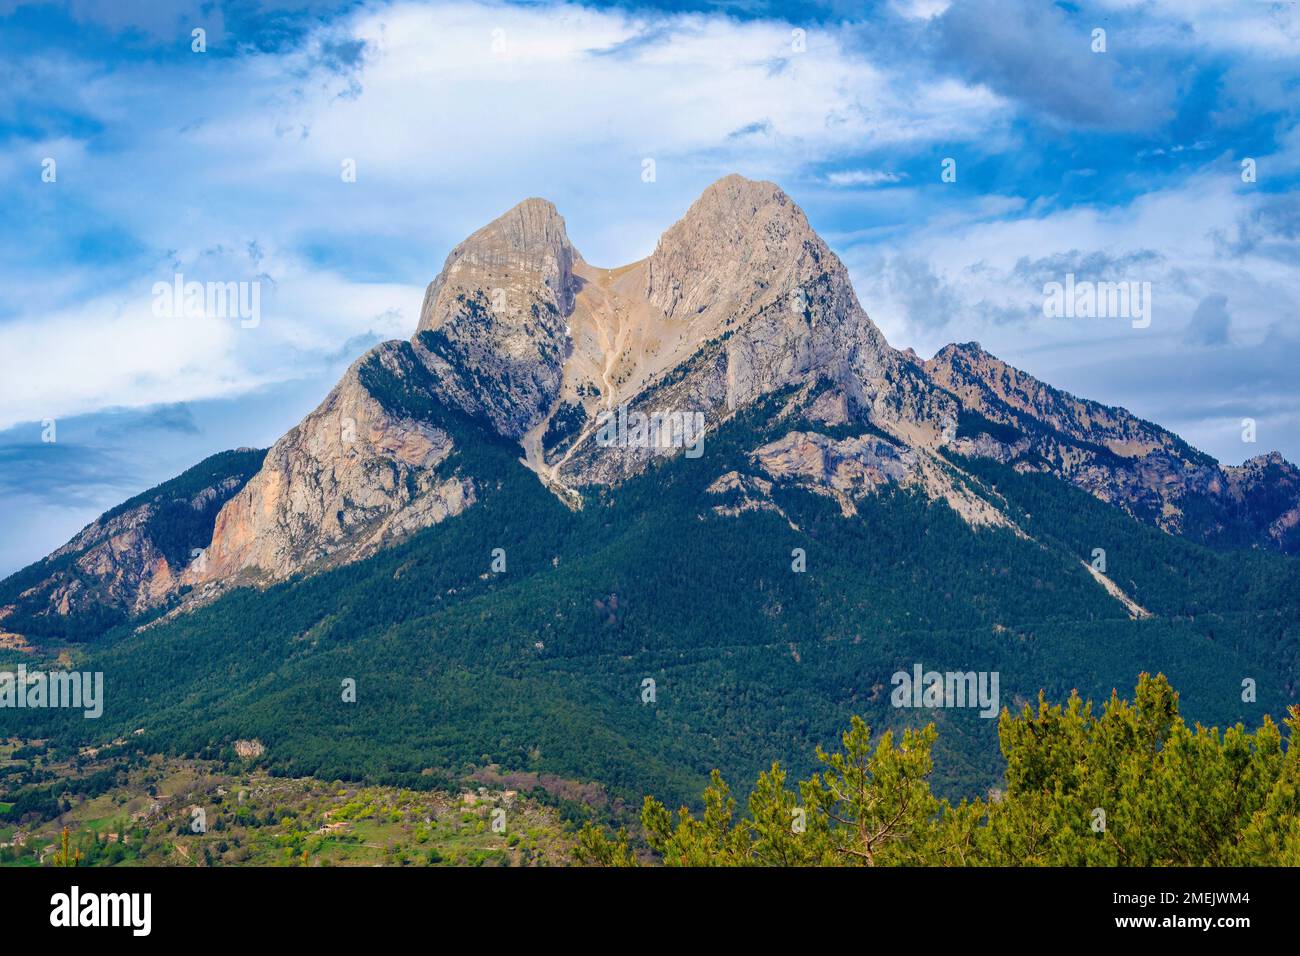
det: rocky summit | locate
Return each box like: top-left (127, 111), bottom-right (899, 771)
top-left (4, 175), bottom-right (1299, 639)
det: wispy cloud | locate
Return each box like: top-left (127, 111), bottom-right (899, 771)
top-left (825, 168), bottom-right (907, 187)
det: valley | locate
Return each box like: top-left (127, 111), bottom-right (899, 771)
top-left (0, 739), bottom-right (576, 867)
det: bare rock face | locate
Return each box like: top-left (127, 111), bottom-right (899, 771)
top-left (48, 508), bottom-right (180, 615)
top-left (704, 470), bottom-right (795, 524)
top-left (642, 175), bottom-right (898, 415)
top-left (646, 175), bottom-right (822, 321)
top-left (746, 427), bottom-right (1011, 528)
top-left (189, 342), bottom-right (473, 587)
top-left (546, 176), bottom-right (938, 487)
top-left (233, 739), bottom-right (265, 758)
top-left (753, 431), bottom-right (912, 494)
top-left (413, 198), bottom-right (578, 440)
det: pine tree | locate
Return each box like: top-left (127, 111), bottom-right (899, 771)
top-left (573, 674), bottom-right (1300, 867)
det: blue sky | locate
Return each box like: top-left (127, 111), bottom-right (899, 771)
top-left (2, 0), bottom-right (1299, 576)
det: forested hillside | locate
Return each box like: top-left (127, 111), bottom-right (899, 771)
top-left (6, 384), bottom-right (1297, 812)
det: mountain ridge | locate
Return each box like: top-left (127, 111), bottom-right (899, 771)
top-left (2, 174), bottom-right (1298, 643)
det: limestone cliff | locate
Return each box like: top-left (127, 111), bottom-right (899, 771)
top-left (188, 342), bottom-right (473, 589)
top-left (413, 198), bottom-right (577, 440)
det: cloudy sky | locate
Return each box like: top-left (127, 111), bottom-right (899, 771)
top-left (1, 0), bottom-right (1298, 575)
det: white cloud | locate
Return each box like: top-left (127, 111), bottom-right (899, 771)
top-left (825, 168), bottom-right (907, 186)
top-left (856, 170), bottom-right (1294, 343)
top-left (891, 0), bottom-right (952, 19)
top-left (1095, 0), bottom-right (1300, 57)
top-left (0, 266), bottom-right (419, 431)
top-left (0, 0), bottom-right (1008, 432)
top-left (845, 168), bottom-right (1300, 463)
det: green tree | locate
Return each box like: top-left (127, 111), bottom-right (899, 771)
top-left (575, 674), bottom-right (1300, 867)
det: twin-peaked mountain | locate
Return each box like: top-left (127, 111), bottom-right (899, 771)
top-left (3, 175), bottom-right (1298, 641)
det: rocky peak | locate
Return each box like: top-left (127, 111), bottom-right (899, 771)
top-left (645, 174), bottom-right (845, 323)
top-left (412, 198), bottom-right (579, 439)
top-left (1238, 451), bottom-right (1291, 471)
top-left (542, 174), bottom-right (910, 485)
top-left (933, 341), bottom-right (987, 361)
top-left (1219, 452), bottom-right (1300, 551)
top-left (416, 197), bottom-right (579, 335)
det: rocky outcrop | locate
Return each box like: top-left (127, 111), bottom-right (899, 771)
top-left (753, 431), bottom-right (911, 493)
top-left (744, 426), bottom-right (1012, 528)
top-left (704, 471), bottom-right (783, 518)
top-left (233, 739), bottom-right (265, 758)
top-left (413, 198), bottom-right (577, 440)
top-left (189, 342), bottom-right (473, 587)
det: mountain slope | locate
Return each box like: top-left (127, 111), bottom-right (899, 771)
top-left (928, 341), bottom-right (1300, 553)
top-left (186, 343), bottom-right (474, 594)
top-left (7, 392), bottom-right (1298, 804)
top-left (0, 449), bottom-right (265, 644)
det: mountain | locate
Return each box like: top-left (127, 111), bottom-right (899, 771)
top-left (4, 175), bottom-right (1299, 804)
top-left (179, 175), bottom-right (1300, 596)
top-left (0, 449), bottom-right (264, 644)
top-left (9, 174), bottom-right (1296, 633)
